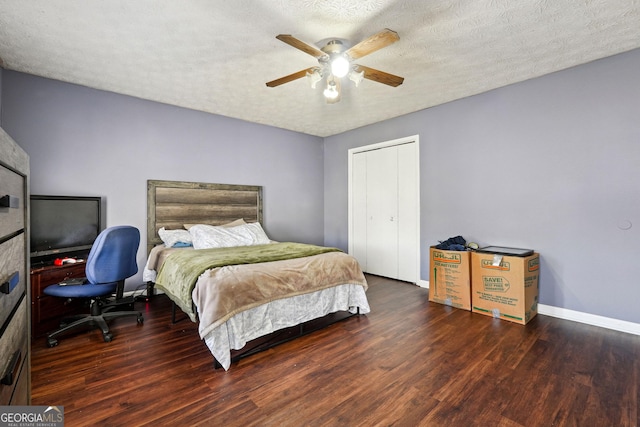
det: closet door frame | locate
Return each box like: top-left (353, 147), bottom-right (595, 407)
top-left (348, 134), bottom-right (421, 284)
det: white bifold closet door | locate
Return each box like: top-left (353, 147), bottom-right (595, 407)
top-left (351, 141), bottom-right (418, 283)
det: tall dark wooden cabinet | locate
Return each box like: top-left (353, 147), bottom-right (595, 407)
top-left (0, 127), bottom-right (30, 405)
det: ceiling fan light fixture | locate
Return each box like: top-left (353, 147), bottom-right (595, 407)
top-left (267, 29), bottom-right (403, 102)
top-left (349, 69), bottom-right (365, 87)
top-left (323, 80), bottom-right (339, 99)
top-left (330, 55), bottom-right (350, 78)
top-left (306, 68), bottom-right (322, 88)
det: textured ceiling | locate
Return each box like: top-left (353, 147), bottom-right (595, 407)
top-left (1, 0), bottom-right (639, 137)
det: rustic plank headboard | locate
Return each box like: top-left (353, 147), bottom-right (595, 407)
top-left (146, 180), bottom-right (263, 254)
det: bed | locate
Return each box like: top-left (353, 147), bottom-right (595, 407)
top-left (144, 180), bottom-right (370, 370)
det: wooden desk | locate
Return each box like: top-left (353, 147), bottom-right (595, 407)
top-left (30, 262), bottom-right (87, 339)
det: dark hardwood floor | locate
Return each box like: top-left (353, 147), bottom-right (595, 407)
top-left (31, 275), bottom-right (640, 426)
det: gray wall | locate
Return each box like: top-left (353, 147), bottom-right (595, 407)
top-left (1, 71), bottom-right (324, 289)
top-left (324, 48), bottom-right (640, 324)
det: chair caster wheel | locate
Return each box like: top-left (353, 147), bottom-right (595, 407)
top-left (103, 333), bottom-right (113, 342)
top-left (47, 338), bottom-right (58, 348)
top-left (137, 316), bottom-right (144, 325)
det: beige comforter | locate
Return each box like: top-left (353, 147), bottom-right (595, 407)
top-left (193, 250), bottom-right (367, 339)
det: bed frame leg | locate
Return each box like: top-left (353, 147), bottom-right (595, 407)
top-left (169, 300), bottom-right (190, 324)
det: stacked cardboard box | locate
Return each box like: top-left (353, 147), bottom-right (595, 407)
top-left (470, 252), bottom-right (540, 325)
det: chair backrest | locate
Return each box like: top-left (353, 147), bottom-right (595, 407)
top-left (85, 226), bottom-right (140, 285)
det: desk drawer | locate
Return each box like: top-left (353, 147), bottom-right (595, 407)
top-left (0, 298), bottom-right (28, 405)
top-left (0, 235), bottom-right (26, 329)
top-left (35, 294), bottom-right (85, 324)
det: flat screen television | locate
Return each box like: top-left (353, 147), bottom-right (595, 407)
top-left (30, 195), bottom-right (104, 264)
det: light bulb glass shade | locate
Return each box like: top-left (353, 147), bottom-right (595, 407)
top-left (330, 55), bottom-right (350, 78)
top-left (323, 81), bottom-right (339, 99)
top-left (306, 68), bottom-right (322, 88)
top-left (349, 69), bottom-right (365, 87)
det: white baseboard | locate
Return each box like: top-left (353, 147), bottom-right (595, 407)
top-left (537, 304), bottom-right (640, 336)
top-left (418, 281), bottom-right (639, 336)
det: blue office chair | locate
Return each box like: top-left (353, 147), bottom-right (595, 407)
top-left (43, 225), bottom-right (144, 347)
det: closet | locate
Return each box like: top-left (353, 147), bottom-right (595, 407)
top-left (349, 136), bottom-right (419, 283)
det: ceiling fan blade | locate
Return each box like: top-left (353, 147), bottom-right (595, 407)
top-left (266, 67), bottom-right (317, 87)
top-left (345, 29), bottom-right (400, 60)
top-left (276, 34), bottom-right (326, 59)
top-left (353, 65), bottom-right (404, 87)
top-left (326, 79), bottom-right (341, 104)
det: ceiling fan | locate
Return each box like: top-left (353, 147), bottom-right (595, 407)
top-left (266, 28), bottom-right (404, 103)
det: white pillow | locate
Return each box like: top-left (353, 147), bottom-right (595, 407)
top-left (239, 222), bottom-right (271, 244)
top-left (189, 222), bottom-right (270, 249)
top-left (158, 227), bottom-right (193, 248)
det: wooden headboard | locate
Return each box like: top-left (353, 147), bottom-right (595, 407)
top-left (147, 180), bottom-right (263, 254)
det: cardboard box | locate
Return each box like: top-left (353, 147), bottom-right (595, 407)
top-left (471, 252), bottom-right (540, 324)
top-left (429, 247), bottom-right (471, 310)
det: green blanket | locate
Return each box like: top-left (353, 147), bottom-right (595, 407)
top-left (155, 242), bottom-right (342, 320)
